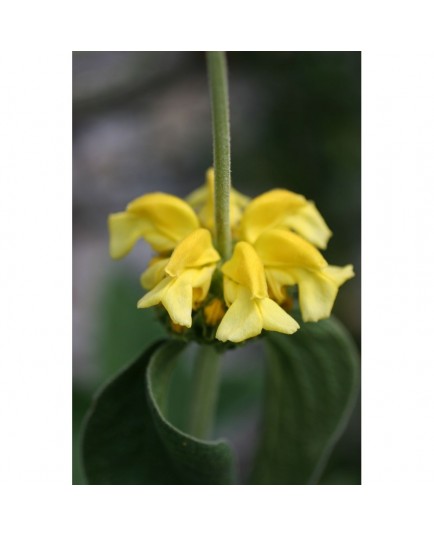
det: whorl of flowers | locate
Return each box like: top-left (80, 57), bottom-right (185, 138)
top-left (108, 168), bottom-right (354, 344)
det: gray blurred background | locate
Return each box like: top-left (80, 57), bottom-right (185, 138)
top-left (73, 51), bottom-right (361, 484)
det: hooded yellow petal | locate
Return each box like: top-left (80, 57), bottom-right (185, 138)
top-left (323, 265), bottom-right (355, 286)
top-left (137, 276), bottom-right (172, 309)
top-left (216, 286), bottom-right (263, 343)
top-left (186, 168), bottom-right (250, 232)
top-left (254, 229), bottom-right (354, 320)
top-left (292, 265), bottom-right (354, 322)
top-left (258, 298), bottom-right (300, 334)
top-left (254, 229), bottom-right (327, 270)
top-left (159, 275), bottom-right (194, 327)
top-left (108, 212), bottom-right (149, 260)
top-left (164, 229), bottom-right (220, 277)
top-left (138, 265), bottom-right (217, 328)
top-left (282, 201), bottom-right (332, 250)
top-left (109, 192), bottom-right (200, 257)
top-left (217, 283), bottom-right (299, 342)
top-left (240, 188), bottom-right (332, 248)
top-left (140, 257), bottom-right (170, 289)
top-left (127, 192), bottom-right (199, 230)
top-left (223, 277), bottom-right (239, 306)
top-left (187, 265), bottom-right (217, 304)
top-left (163, 267), bottom-right (217, 325)
top-left (264, 263), bottom-right (354, 321)
top-left (221, 242), bottom-right (268, 299)
top-left (240, 189), bottom-right (304, 243)
top-left (264, 267), bottom-right (296, 302)
top-left (294, 269), bottom-right (338, 322)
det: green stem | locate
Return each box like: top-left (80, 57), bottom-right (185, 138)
top-left (188, 52), bottom-right (229, 440)
top-left (207, 51), bottom-right (232, 261)
top-left (188, 345), bottom-right (221, 439)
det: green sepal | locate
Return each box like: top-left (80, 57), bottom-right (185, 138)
top-left (251, 316), bottom-right (360, 484)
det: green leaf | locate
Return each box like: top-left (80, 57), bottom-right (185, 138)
top-left (147, 342), bottom-right (236, 484)
top-left (72, 387), bottom-right (92, 484)
top-left (81, 340), bottom-right (236, 484)
top-left (251, 316), bottom-right (359, 485)
top-left (81, 340), bottom-right (178, 484)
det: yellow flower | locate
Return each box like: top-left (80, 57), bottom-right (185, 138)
top-left (138, 229), bottom-right (220, 327)
top-left (216, 242), bottom-right (299, 343)
top-left (186, 168), bottom-right (250, 232)
top-left (239, 188), bottom-right (332, 249)
top-left (140, 256), bottom-right (170, 290)
top-left (108, 192), bottom-right (200, 259)
top-left (253, 229), bottom-right (354, 322)
top-left (108, 170), bottom-right (354, 342)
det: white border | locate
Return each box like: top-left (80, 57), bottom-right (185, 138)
top-left (2, 2), bottom-right (434, 533)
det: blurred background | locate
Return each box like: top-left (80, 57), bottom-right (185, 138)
top-left (73, 51), bottom-right (361, 484)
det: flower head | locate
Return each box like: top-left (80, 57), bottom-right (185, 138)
top-left (108, 169), bottom-right (354, 345)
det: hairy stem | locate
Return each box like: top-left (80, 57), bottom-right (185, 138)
top-left (207, 51), bottom-right (232, 261)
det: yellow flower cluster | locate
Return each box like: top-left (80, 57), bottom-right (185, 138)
top-left (108, 169), bottom-right (354, 343)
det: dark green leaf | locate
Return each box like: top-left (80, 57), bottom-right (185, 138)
top-left (72, 387), bottom-right (92, 484)
top-left (251, 316), bottom-right (359, 484)
top-left (81, 340), bottom-right (236, 484)
top-left (146, 342), bottom-right (236, 484)
top-left (81, 340), bottom-right (180, 484)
